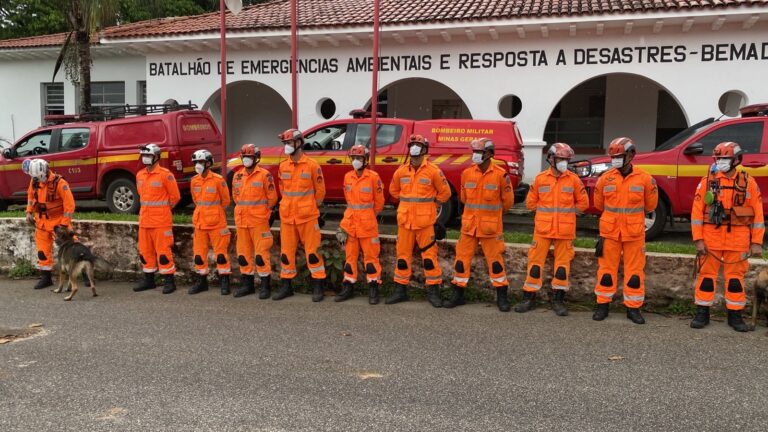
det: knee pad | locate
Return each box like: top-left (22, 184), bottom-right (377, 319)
top-left (308, 253), bottom-right (320, 265)
top-left (139, 254), bottom-right (147, 265)
top-left (365, 263), bottom-right (376, 274)
top-left (254, 255), bottom-right (265, 266)
top-left (454, 260), bottom-right (465, 273)
top-left (159, 255), bottom-right (170, 265)
top-left (699, 278), bottom-right (715, 293)
top-left (280, 253), bottom-right (290, 265)
top-left (216, 254), bottom-right (227, 265)
top-left (397, 259), bottom-right (408, 270)
top-left (37, 251), bottom-right (47, 261)
top-left (554, 266), bottom-right (567, 280)
top-left (599, 274), bottom-right (613, 287)
top-left (344, 263), bottom-right (354, 275)
top-left (492, 261), bottom-right (504, 274)
top-left (529, 265), bottom-right (541, 279)
top-left (238, 255), bottom-right (248, 266)
top-left (727, 278), bottom-right (743, 293)
top-left (627, 275), bottom-right (641, 289)
top-left (194, 255), bottom-right (204, 266)
top-left (423, 258), bottom-right (435, 271)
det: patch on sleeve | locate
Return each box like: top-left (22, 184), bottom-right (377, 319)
top-left (167, 175), bottom-right (174, 181)
top-left (62, 185), bottom-right (69, 191)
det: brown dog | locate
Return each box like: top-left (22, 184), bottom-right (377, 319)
top-left (52, 225), bottom-right (111, 301)
top-left (751, 267), bottom-right (768, 330)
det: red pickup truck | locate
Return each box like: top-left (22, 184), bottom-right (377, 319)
top-left (574, 103), bottom-right (768, 239)
top-left (227, 114), bottom-right (528, 226)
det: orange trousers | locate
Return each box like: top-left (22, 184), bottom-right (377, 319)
top-left (595, 237), bottom-right (645, 308)
top-left (280, 220), bottom-right (325, 280)
top-left (344, 236), bottom-right (381, 283)
top-left (394, 225), bottom-right (442, 286)
top-left (139, 227), bottom-right (176, 275)
top-left (694, 250), bottom-right (749, 311)
top-left (523, 235), bottom-right (575, 292)
top-left (34, 228), bottom-right (56, 271)
top-left (236, 222), bottom-right (274, 278)
top-left (452, 234), bottom-right (507, 288)
top-left (192, 227), bottom-right (231, 276)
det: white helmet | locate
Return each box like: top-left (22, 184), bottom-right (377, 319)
top-left (139, 143), bottom-right (161, 165)
top-left (191, 149), bottom-right (213, 165)
top-left (27, 159), bottom-right (49, 182)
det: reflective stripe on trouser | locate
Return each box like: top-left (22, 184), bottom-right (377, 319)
top-left (595, 237), bottom-right (646, 308)
top-left (344, 236), bottom-right (382, 283)
top-left (694, 249), bottom-right (748, 311)
top-left (394, 225), bottom-right (442, 286)
top-left (236, 222), bottom-right (273, 277)
top-left (193, 227), bottom-right (231, 275)
top-left (523, 235), bottom-right (575, 292)
top-left (34, 228), bottom-right (55, 270)
top-left (280, 219), bottom-right (325, 280)
top-left (451, 234), bottom-right (507, 288)
top-left (138, 227), bottom-right (175, 275)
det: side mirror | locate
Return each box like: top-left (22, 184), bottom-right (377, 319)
top-left (683, 142), bottom-right (704, 155)
top-left (2, 148), bottom-right (12, 159)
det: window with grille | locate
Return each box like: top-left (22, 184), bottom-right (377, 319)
top-left (137, 81), bottom-right (147, 105)
top-left (90, 81), bottom-right (125, 108)
top-left (42, 83), bottom-right (65, 119)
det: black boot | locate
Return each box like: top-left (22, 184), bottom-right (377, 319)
top-left (272, 278), bottom-right (294, 300)
top-left (162, 274), bottom-right (176, 294)
top-left (690, 306), bottom-right (710, 329)
top-left (335, 281), bottom-right (354, 302)
top-left (592, 303), bottom-right (609, 321)
top-left (496, 286), bottom-right (511, 312)
top-left (727, 310), bottom-right (749, 332)
top-left (427, 285), bottom-right (443, 308)
top-left (34, 270), bottom-right (53, 290)
top-left (552, 290), bottom-right (568, 317)
top-left (233, 275), bottom-right (255, 298)
top-left (514, 291), bottom-right (536, 313)
top-left (368, 281), bottom-right (380, 305)
top-left (133, 272), bottom-right (156, 292)
top-left (385, 283), bottom-right (409, 305)
top-left (443, 284), bottom-right (465, 309)
top-left (626, 307), bottom-right (646, 324)
top-left (188, 274), bottom-right (208, 295)
top-left (311, 278), bottom-right (325, 302)
top-left (258, 275), bottom-right (271, 299)
top-left (220, 275), bottom-right (231, 296)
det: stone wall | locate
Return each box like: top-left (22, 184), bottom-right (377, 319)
top-left (0, 218), bottom-right (761, 306)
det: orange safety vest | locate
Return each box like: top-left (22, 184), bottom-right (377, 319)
top-left (191, 171), bottom-right (230, 230)
top-left (389, 159), bottom-right (452, 230)
top-left (459, 163), bottom-right (515, 238)
top-left (278, 154), bottom-right (326, 225)
top-left (136, 166), bottom-right (181, 228)
top-left (594, 166), bottom-right (658, 242)
top-left (26, 172), bottom-right (75, 230)
top-left (527, 168), bottom-right (589, 240)
top-left (339, 168), bottom-right (385, 238)
top-left (233, 166), bottom-right (278, 227)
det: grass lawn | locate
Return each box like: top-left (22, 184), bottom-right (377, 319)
top-left (0, 210), bottom-right (192, 225)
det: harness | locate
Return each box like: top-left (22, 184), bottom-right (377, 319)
top-left (32, 174), bottom-right (63, 220)
top-left (703, 170), bottom-right (753, 232)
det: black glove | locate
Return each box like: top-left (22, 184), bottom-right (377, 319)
top-left (434, 223), bottom-right (446, 241)
top-left (268, 208), bottom-right (278, 227)
top-left (595, 236), bottom-right (604, 258)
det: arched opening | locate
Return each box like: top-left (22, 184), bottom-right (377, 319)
top-left (203, 80), bottom-right (291, 154)
top-left (543, 73), bottom-right (687, 155)
top-left (364, 77), bottom-right (472, 119)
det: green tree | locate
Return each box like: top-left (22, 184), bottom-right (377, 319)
top-left (0, 0), bottom-right (68, 39)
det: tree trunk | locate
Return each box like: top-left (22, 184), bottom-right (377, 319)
top-left (71, 1), bottom-right (90, 114)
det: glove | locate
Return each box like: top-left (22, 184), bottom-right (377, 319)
top-left (335, 228), bottom-right (348, 245)
top-left (694, 240), bottom-right (708, 256)
top-left (25, 212), bottom-right (35, 226)
top-left (268, 208), bottom-right (278, 227)
top-left (434, 223), bottom-right (446, 241)
top-left (750, 243), bottom-right (763, 258)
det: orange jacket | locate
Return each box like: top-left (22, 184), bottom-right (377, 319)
top-left (340, 168), bottom-right (385, 238)
top-left (459, 163), bottom-right (514, 238)
top-left (191, 171), bottom-right (230, 230)
top-left (26, 171), bottom-right (75, 230)
top-left (136, 166), bottom-right (180, 228)
top-left (390, 159), bottom-right (451, 230)
top-left (691, 170), bottom-right (764, 251)
top-left (594, 166), bottom-right (658, 241)
top-left (527, 168), bottom-right (589, 240)
top-left (278, 154), bottom-right (326, 225)
top-left (233, 166), bottom-right (278, 227)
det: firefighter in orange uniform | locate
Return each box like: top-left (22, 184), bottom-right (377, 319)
top-left (690, 141), bottom-right (763, 332)
top-left (445, 138), bottom-right (515, 311)
top-left (188, 149), bottom-right (232, 296)
top-left (335, 144), bottom-right (385, 304)
top-left (516, 143), bottom-right (589, 316)
top-left (592, 137), bottom-right (658, 324)
top-left (24, 159), bottom-right (75, 289)
top-left (273, 129), bottom-right (327, 302)
top-left (232, 144), bottom-right (278, 299)
top-left (386, 134), bottom-right (451, 308)
top-left (133, 144), bottom-right (181, 294)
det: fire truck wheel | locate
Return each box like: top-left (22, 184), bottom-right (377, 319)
top-left (644, 200), bottom-right (668, 241)
top-left (0, 198), bottom-right (7, 212)
top-left (175, 195), bottom-right (193, 209)
top-left (106, 178), bottom-right (139, 215)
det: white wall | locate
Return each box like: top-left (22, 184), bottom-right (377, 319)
top-left (603, 74), bottom-right (660, 153)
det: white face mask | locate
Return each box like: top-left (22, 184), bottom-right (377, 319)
top-left (242, 157), bottom-right (254, 168)
top-left (556, 160), bottom-right (568, 173)
top-left (351, 159), bottom-right (364, 171)
top-left (409, 145), bottom-right (423, 157)
top-left (716, 158), bottom-right (732, 172)
top-left (472, 152), bottom-right (484, 164)
top-left (194, 163), bottom-right (205, 175)
top-left (141, 155), bottom-right (154, 166)
top-left (284, 144), bottom-right (295, 155)
top-left (611, 157), bottom-right (624, 169)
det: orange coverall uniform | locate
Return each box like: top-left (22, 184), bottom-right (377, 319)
top-left (340, 168), bottom-right (385, 283)
top-left (26, 172), bottom-right (75, 271)
top-left (136, 166), bottom-right (180, 275)
top-left (233, 167), bottom-right (278, 278)
top-left (390, 159), bottom-right (451, 286)
top-left (523, 168), bottom-right (589, 292)
top-left (278, 154), bottom-right (326, 280)
top-left (191, 171), bottom-right (231, 276)
top-left (594, 167), bottom-right (658, 308)
top-left (691, 171), bottom-right (764, 310)
top-left (451, 163), bottom-right (514, 288)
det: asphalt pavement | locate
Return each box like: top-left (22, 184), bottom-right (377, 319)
top-left (1, 278), bottom-right (767, 431)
